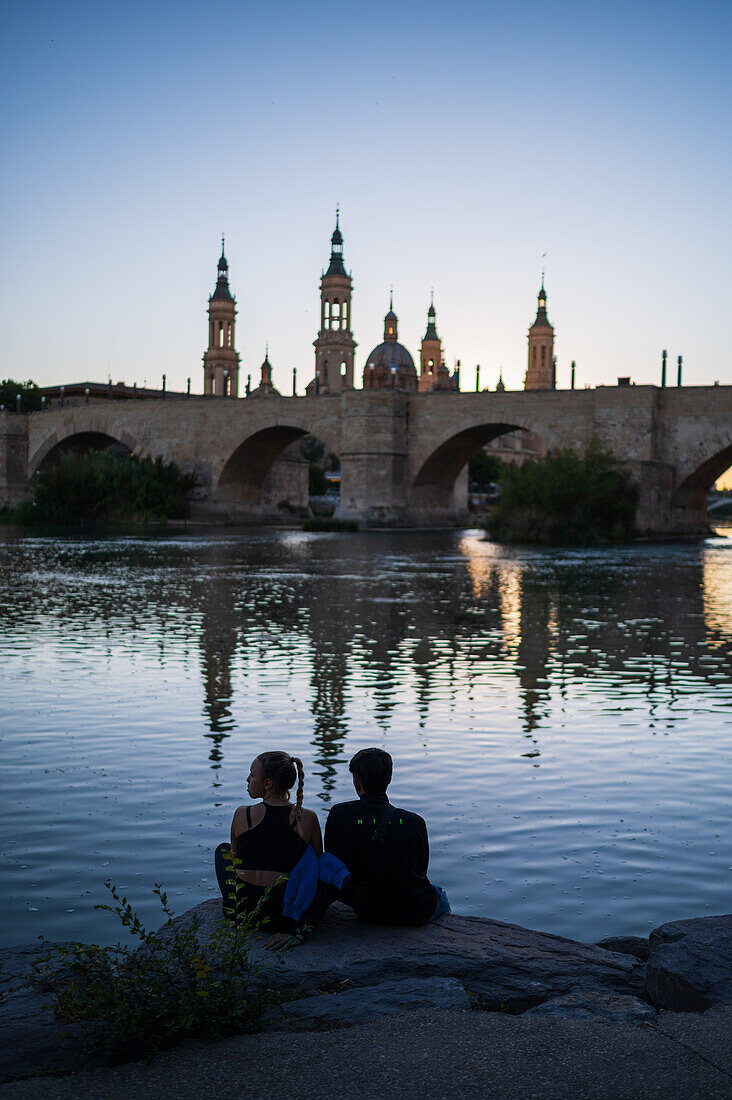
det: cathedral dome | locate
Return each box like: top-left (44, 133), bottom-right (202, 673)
top-left (364, 339), bottom-right (416, 373)
top-left (362, 301), bottom-right (417, 391)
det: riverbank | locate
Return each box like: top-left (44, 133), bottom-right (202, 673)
top-left (2, 901), bottom-right (730, 1090)
top-left (3, 1006), bottom-right (731, 1100)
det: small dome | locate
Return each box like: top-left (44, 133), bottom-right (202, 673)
top-left (218, 254), bottom-right (228, 272)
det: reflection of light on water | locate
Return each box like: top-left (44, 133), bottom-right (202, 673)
top-left (500, 571), bottom-right (523, 651)
top-left (459, 533), bottom-right (525, 650)
top-left (703, 545), bottom-right (732, 644)
top-left (458, 533), bottom-right (501, 599)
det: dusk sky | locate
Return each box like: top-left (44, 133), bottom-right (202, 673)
top-left (2, 0), bottom-right (730, 397)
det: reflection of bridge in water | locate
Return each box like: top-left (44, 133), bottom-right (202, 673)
top-left (3, 383), bottom-right (732, 533)
top-left (2, 532), bottom-right (730, 787)
top-left (193, 534), bottom-right (732, 783)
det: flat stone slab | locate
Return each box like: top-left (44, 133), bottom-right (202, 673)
top-left (525, 990), bottom-right (656, 1024)
top-left (263, 977), bottom-right (470, 1031)
top-left (170, 898), bottom-right (644, 1012)
top-left (646, 914), bottom-right (732, 1011)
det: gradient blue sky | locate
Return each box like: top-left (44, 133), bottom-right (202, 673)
top-left (1, 0), bottom-right (730, 395)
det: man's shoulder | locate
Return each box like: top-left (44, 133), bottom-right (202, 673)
top-left (389, 806), bottom-right (427, 832)
top-left (327, 799), bottom-right (362, 820)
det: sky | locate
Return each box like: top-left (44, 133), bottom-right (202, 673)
top-left (1, 0), bottom-right (731, 398)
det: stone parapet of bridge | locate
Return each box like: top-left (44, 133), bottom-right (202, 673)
top-left (1, 385), bottom-right (730, 535)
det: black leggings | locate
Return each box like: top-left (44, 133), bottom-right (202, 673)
top-left (214, 843), bottom-right (296, 932)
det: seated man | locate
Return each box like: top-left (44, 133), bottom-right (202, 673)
top-left (324, 747), bottom-right (450, 926)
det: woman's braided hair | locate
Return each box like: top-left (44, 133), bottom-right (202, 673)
top-left (257, 751), bottom-right (305, 821)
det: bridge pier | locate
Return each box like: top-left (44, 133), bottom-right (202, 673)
top-left (629, 460), bottom-right (706, 537)
top-left (0, 412), bottom-right (29, 511)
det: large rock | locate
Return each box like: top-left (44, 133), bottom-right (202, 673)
top-left (0, 944), bottom-right (90, 1084)
top-left (263, 977), bottom-right (470, 1031)
top-left (646, 914), bottom-right (732, 1012)
top-left (169, 898), bottom-right (644, 1012)
top-left (595, 936), bottom-right (649, 962)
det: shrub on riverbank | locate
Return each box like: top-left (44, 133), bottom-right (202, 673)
top-left (486, 441), bottom-right (638, 545)
top-left (32, 880), bottom-right (277, 1063)
top-left (17, 449), bottom-right (195, 524)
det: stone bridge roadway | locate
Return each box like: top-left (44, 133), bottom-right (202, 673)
top-left (3, 384), bottom-right (732, 533)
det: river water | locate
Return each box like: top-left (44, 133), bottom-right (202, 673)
top-left (1, 525), bottom-right (731, 949)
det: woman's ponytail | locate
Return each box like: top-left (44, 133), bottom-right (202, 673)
top-left (292, 756), bottom-right (305, 822)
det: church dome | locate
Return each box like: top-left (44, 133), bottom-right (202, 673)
top-left (362, 300), bottom-right (417, 391)
top-left (364, 339), bottom-right (416, 373)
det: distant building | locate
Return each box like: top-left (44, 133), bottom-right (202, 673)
top-left (363, 298), bottom-right (418, 391)
top-left (524, 279), bottom-right (555, 390)
top-left (307, 211), bottom-right (357, 395)
top-left (249, 349), bottom-right (280, 398)
top-left (418, 296), bottom-right (459, 392)
top-left (203, 240), bottom-right (240, 397)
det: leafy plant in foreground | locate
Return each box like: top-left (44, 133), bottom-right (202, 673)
top-left (32, 870), bottom-right (279, 1064)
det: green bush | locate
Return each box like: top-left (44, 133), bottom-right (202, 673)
top-left (486, 440), bottom-right (639, 545)
top-left (32, 876), bottom-right (279, 1064)
top-left (0, 378), bottom-right (42, 412)
top-left (17, 449), bottom-right (195, 525)
top-left (468, 450), bottom-right (504, 492)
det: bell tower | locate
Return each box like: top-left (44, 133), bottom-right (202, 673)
top-left (524, 277), bottom-right (555, 390)
top-left (419, 293), bottom-right (450, 392)
top-left (310, 210), bottom-right (356, 394)
top-left (203, 238), bottom-right (240, 396)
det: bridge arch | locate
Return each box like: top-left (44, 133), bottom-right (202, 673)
top-left (672, 441), bottom-right (732, 510)
top-left (29, 426), bottom-right (139, 476)
top-left (216, 421), bottom-right (341, 506)
top-left (409, 419), bottom-right (559, 511)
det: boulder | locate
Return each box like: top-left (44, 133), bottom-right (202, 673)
top-left (594, 936), bottom-right (649, 962)
top-left (525, 990), bottom-right (656, 1024)
top-left (646, 914), bottom-right (732, 1012)
top-left (262, 977), bottom-right (470, 1031)
top-left (169, 898), bottom-right (644, 1013)
top-left (0, 943), bottom-right (89, 1084)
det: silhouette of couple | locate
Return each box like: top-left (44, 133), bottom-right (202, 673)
top-left (215, 747), bottom-right (450, 948)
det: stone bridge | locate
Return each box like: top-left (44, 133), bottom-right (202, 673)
top-left (2, 385), bottom-right (732, 533)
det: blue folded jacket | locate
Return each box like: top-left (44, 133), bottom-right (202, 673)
top-left (283, 846), bottom-right (350, 923)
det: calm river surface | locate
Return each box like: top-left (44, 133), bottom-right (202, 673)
top-left (1, 525), bottom-right (732, 948)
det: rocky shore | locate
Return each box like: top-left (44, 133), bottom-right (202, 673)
top-left (1, 903), bottom-right (730, 1087)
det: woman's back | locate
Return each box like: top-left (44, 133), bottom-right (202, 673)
top-left (235, 803), bottom-right (307, 874)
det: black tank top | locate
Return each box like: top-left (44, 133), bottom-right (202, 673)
top-left (235, 804), bottom-right (307, 874)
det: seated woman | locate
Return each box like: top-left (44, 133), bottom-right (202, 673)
top-left (214, 751), bottom-right (322, 944)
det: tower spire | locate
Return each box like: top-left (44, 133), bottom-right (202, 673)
top-left (524, 272), bottom-right (555, 391)
top-left (203, 241), bottom-right (239, 396)
top-left (309, 211), bottom-right (356, 395)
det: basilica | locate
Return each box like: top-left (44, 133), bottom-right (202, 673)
top-left (201, 217), bottom-right (556, 400)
